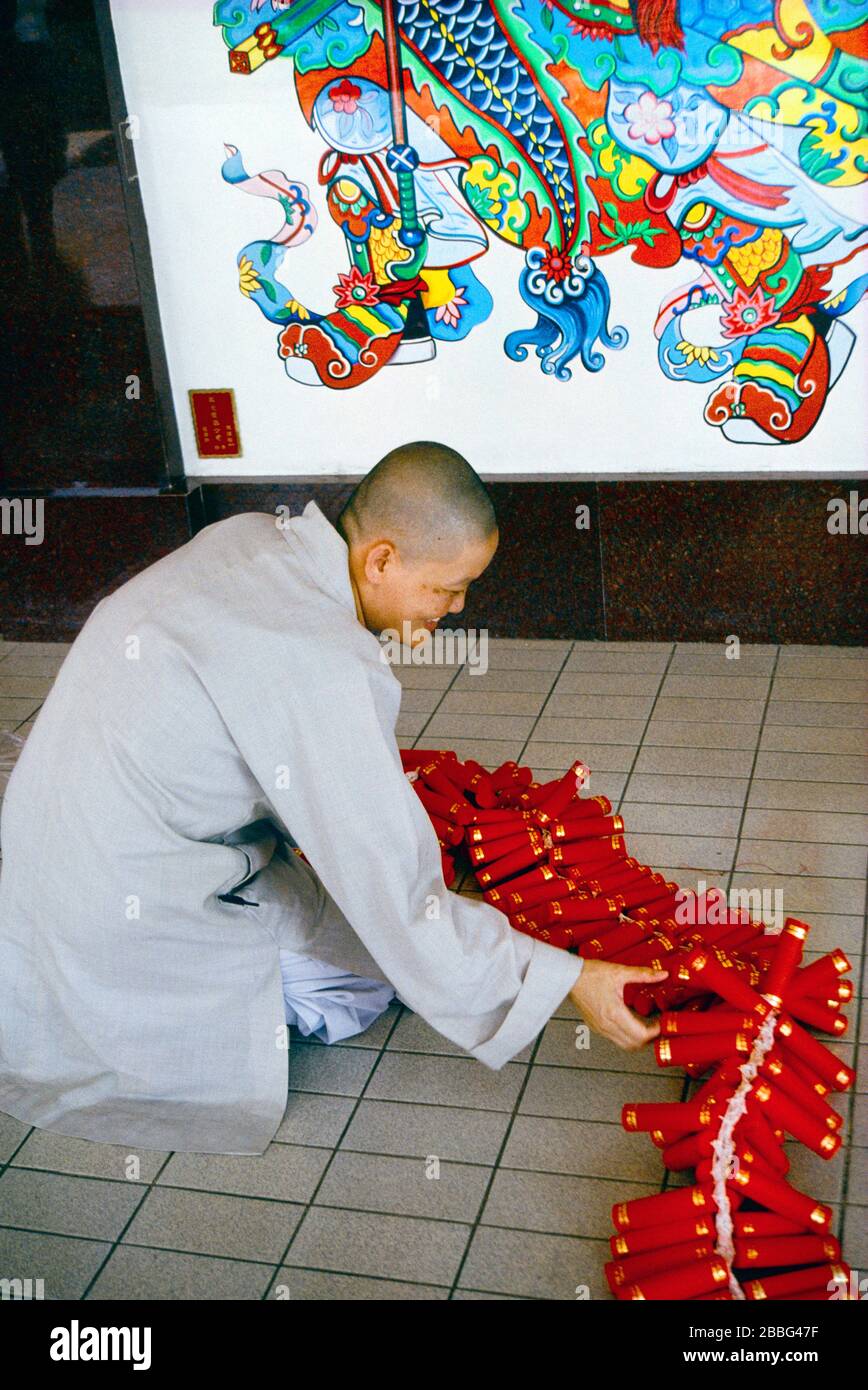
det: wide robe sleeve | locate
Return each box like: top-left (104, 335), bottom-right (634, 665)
top-left (221, 638), bottom-right (583, 1069)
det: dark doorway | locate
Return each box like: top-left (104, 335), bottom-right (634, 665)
top-left (0, 0), bottom-right (181, 493)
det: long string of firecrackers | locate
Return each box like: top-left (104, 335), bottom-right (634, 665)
top-left (400, 748), bottom-right (857, 1302)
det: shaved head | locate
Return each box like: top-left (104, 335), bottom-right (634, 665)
top-left (337, 441), bottom-right (496, 564)
top-left (336, 441), bottom-right (499, 644)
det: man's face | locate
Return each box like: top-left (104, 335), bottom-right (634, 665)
top-left (354, 529), bottom-right (499, 644)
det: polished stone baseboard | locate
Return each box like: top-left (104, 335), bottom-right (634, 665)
top-left (3, 479), bottom-right (864, 643)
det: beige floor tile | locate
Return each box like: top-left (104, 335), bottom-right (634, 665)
top-left (0, 697), bottom-right (42, 723)
top-left (398, 688), bottom-right (445, 714)
top-left (0, 675), bottom-right (55, 699)
top-left (650, 696), bottom-right (765, 723)
top-left (551, 672), bottom-right (662, 697)
top-left (760, 725), bottom-right (867, 756)
top-left (3, 641), bottom-right (70, 656)
top-left (776, 653), bottom-right (868, 677)
top-left (627, 831), bottom-right (736, 873)
top-left (619, 801), bottom-right (742, 838)
top-left (424, 712), bottom-right (536, 741)
top-left (735, 838), bottom-right (867, 879)
top-left (660, 675), bottom-right (770, 700)
top-left (437, 689), bottom-right (547, 716)
top-left (543, 695), bottom-right (654, 721)
top-left (435, 738), bottom-right (525, 766)
top-left (754, 751), bottom-right (868, 784)
top-left (643, 720), bottom-right (760, 751)
top-left (450, 668), bottom-right (557, 693)
top-left (741, 808), bottom-right (868, 845)
top-left (771, 677), bottom-right (868, 703)
top-left (391, 665), bottom-right (458, 689)
top-left (766, 700), bottom-right (868, 728)
top-left (748, 780), bottom-right (868, 814)
top-left (675, 642), bottom-right (778, 655)
top-left (483, 647), bottom-right (570, 671)
top-left (667, 653), bottom-right (776, 677)
top-left (727, 872), bottom-right (865, 917)
top-left (633, 746), bottom-right (755, 777)
top-left (563, 650), bottom-right (670, 674)
top-left (524, 741), bottom-right (636, 773)
top-left (394, 713), bottom-right (430, 738)
top-left (623, 771), bottom-right (749, 807)
top-left (534, 717), bottom-right (646, 745)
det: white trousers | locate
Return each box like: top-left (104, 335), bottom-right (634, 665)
top-left (279, 948), bottom-right (396, 1045)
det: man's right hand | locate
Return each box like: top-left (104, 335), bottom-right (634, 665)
top-left (568, 959), bottom-right (669, 1051)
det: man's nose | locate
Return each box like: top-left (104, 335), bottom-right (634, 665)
top-left (448, 593), bottom-right (466, 615)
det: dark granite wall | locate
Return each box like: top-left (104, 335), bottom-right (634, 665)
top-left (193, 478), bottom-right (866, 645)
top-left (9, 478), bottom-right (861, 646)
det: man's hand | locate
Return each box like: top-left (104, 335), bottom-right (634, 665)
top-left (568, 959), bottom-right (669, 1051)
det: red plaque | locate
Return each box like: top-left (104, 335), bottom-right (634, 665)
top-left (188, 389), bottom-right (241, 457)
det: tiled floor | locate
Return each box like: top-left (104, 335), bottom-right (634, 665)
top-left (0, 637), bottom-right (865, 1299)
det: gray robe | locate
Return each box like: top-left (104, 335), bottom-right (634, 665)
top-left (0, 502), bottom-right (581, 1154)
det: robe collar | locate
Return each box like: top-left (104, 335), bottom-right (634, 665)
top-left (281, 499), bottom-right (358, 618)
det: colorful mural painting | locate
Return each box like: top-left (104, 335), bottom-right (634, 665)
top-left (213, 0), bottom-right (868, 445)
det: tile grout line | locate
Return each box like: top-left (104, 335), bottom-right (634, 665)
top-left (446, 1027), bottom-right (550, 1299)
top-left (259, 636), bottom-right (563, 1293)
top-left (514, 643), bottom-right (578, 766)
top-left (837, 869), bottom-right (868, 1221)
top-left (2, 640), bottom-right (864, 1297)
top-left (78, 1148), bottom-right (179, 1299)
top-left (75, 657), bottom-right (472, 1301)
top-left (724, 646), bottom-right (782, 900)
top-left (258, 1003), bottom-right (407, 1300)
top-left (423, 642), bottom-right (579, 1295)
top-left (611, 643), bottom-right (691, 1199)
top-left (614, 644), bottom-right (678, 818)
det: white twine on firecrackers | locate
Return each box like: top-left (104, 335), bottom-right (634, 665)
top-left (709, 1009), bottom-right (779, 1300)
top-left (405, 770), bottom-right (419, 782)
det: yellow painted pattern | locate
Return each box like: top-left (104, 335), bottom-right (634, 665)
top-left (730, 0), bottom-right (831, 86)
top-left (369, 223), bottom-right (411, 281)
top-left (420, 267), bottom-right (456, 309)
top-left (589, 123), bottom-right (655, 199)
top-left (726, 227), bottom-right (784, 286)
top-left (343, 303), bottom-right (388, 335)
top-left (462, 158), bottom-right (528, 244)
top-left (734, 359), bottom-right (796, 389)
top-left (746, 89), bottom-right (867, 187)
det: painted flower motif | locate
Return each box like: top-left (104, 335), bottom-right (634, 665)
top-left (238, 255), bottom-right (262, 297)
top-left (333, 265), bottom-right (381, 309)
top-left (677, 340), bottom-right (719, 367)
top-left (329, 78), bottom-right (362, 115)
top-left (719, 286), bottom-right (780, 339)
top-left (434, 287), bottom-right (468, 330)
top-left (625, 91), bottom-right (676, 146)
top-left (540, 246), bottom-right (573, 283)
top-left (285, 298), bottom-right (310, 320)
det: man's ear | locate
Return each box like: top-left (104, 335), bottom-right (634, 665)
top-left (364, 541), bottom-right (397, 584)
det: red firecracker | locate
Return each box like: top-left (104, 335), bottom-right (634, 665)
top-left (399, 749), bottom-right (856, 1300)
